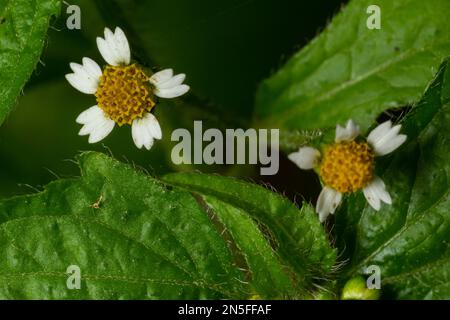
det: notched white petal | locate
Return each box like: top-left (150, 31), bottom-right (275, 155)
top-left (143, 113), bottom-right (162, 140)
top-left (97, 26), bottom-right (131, 66)
top-left (367, 120), bottom-right (407, 156)
top-left (157, 74), bottom-right (186, 89)
top-left (363, 185), bottom-right (380, 211)
top-left (67, 57), bottom-right (102, 94)
top-left (316, 187), bottom-right (342, 223)
top-left (363, 176), bottom-right (392, 211)
top-left (88, 123), bottom-right (114, 143)
top-left (288, 147), bottom-right (321, 170)
top-left (88, 119), bottom-right (115, 143)
top-left (335, 119), bottom-right (360, 142)
top-left (367, 120), bottom-right (392, 142)
top-left (113, 27), bottom-right (131, 65)
top-left (149, 69), bottom-right (174, 85)
top-left (78, 119), bottom-right (102, 136)
top-left (151, 69), bottom-right (189, 98)
top-left (69, 62), bottom-right (83, 74)
top-left (377, 134), bottom-right (407, 156)
top-left (132, 113), bottom-right (162, 150)
top-left (97, 37), bottom-right (118, 66)
top-left (65, 73), bottom-right (98, 94)
top-left (78, 115), bottom-right (105, 136)
top-left (154, 84), bottom-right (190, 99)
top-left (76, 105), bottom-right (103, 124)
top-left (102, 27), bottom-right (130, 66)
top-left (103, 27), bottom-right (120, 63)
top-left (76, 106), bottom-right (115, 143)
top-left (131, 120), bottom-right (143, 148)
top-left (82, 57), bottom-right (102, 78)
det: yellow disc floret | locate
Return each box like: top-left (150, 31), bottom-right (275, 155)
top-left (95, 64), bottom-right (156, 126)
top-left (320, 141), bottom-right (375, 193)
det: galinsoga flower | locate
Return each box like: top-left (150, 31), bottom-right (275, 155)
top-left (65, 27), bottom-right (189, 150)
top-left (289, 120), bottom-right (407, 222)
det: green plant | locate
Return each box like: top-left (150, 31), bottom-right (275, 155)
top-left (0, 0), bottom-right (448, 299)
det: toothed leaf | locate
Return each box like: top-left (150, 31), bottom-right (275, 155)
top-left (0, 0), bottom-right (61, 125)
top-left (336, 59), bottom-right (450, 299)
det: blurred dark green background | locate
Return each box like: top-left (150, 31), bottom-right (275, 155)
top-left (0, 0), bottom-right (345, 197)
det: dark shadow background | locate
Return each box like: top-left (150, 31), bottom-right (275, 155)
top-left (0, 0), bottom-right (347, 200)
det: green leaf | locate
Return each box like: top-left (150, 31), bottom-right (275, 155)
top-left (199, 196), bottom-right (298, 298)
top-left (0, 152), bottom-right (334, 299)
top-left (163, 172), bottom-right (337, 292)
top-left (0, 0), bottom-right (61, 125)
top-left (0, 152), bottom-right (244, 299)
top-left (255, 0), bottom-right (450, 136)
top-left (335, 59), bottom-right (450, 299)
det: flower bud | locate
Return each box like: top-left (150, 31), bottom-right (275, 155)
top-left (341, 276), bottom-right (380, 300)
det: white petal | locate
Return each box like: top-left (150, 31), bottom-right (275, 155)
top-left (363, 176), bottom-right (392, 211)
top-left (154, 84), bottom-right (190, 99)
top-left (151, 70), bottom-right (189, 98)
top-left (65, 71), bottom-right (98, 95)
top-left (69, 62), bottom-right (84, 74)
top-left (66, 58), bottom-right (102, 94)
top-left (131, 114), bottom-right (162, 150)
top-left (88, 119), bottom-right (115, 143)
top-left (374, 134), bottom-right (407, 156)
top-left (96, 27), bottom-right (131, 66)
top-left (113, 27), bottom-right (131, 65)
top-left (149, 69), bottom-right (173, 85)
top-left (79, 123), bottom-right (98, 136)
top-left (367, 120), bottom-right (407, 156)
top-left (316, 187), bottom-right (342, 223)
top-left (367, 121), bottom-right (392, 142)
top-left (335, 119), bottom-right (360, 143)
top-left (78, 112), bottom-right (107, 135)
top-left (143, 113), bottom-right (162, 140)
top-left (131, 121), bottom-right (143, 149)
top-left (156, 74), bottom-right (186, 89)
top-left (79, 116), bottom-right (105, 135)
top-left (76, 105), bottom-right (103, 124)
top-left (363, 184), bottom-right (380, 211)
top-left (288, 147), bottom-right (321, 170)
top-left (82, 57), bottom-right (102, 78)
top-left (104, 27), bottom-right (122, 64)
top-left (96, 37), bottom-right (118, 66)
top-left (76, 107), bottom-right (115, 143)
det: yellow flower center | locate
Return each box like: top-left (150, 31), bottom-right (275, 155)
top-left (95, 64), bottom-right (156, 126)
top-left (320, 141), bottom-right (375, 193)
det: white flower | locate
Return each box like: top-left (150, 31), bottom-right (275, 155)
top-left (65, 26), bottom-right (190, 150)
top-left (288, 119), bottom-right (407, 222)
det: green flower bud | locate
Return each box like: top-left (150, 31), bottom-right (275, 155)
top-left (341, 276), bottom-right (380, 300)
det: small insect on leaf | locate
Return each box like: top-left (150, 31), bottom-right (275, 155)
top-left (91, 194), bottom-right (103, 209)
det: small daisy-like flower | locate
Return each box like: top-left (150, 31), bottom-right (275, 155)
top-left (65, 27), bottom-right (189, 150)
top-left (288, 120), bottom-right (407, 222)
